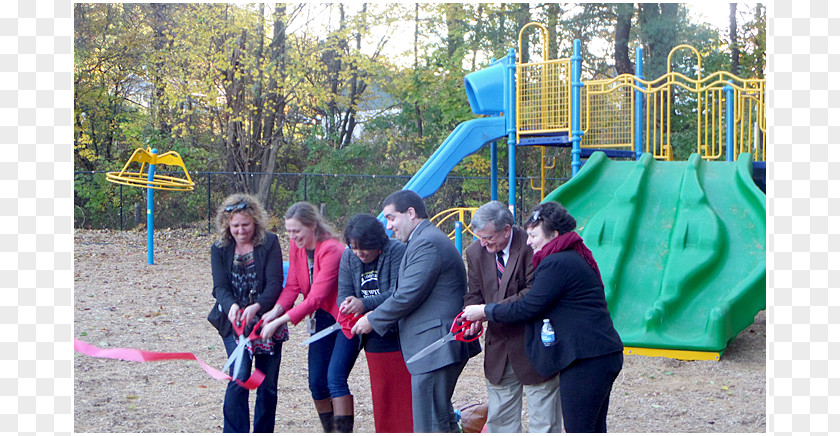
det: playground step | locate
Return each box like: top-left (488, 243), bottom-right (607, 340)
top-left (516, 132), bottom-right (571, 146)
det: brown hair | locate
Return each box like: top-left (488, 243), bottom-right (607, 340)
top-left (214, 193), bottom-right (269, 247)
top-left (284, 201), bottom-right (337, 241)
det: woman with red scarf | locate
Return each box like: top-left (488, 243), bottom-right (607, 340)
top-left (462, 201), bottom-right (623, 433)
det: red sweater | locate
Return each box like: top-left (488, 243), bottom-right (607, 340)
top-left (275, 237), bottom-right (344, 325)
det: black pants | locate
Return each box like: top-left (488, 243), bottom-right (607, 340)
top-left (557, 351), bottom-right (623, 433)
top-left (222, 334), bottom-right (282, 433)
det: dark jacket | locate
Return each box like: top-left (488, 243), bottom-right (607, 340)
top-left (337, 238), bottom-right (406, 311)
top-left (465, 226), bottom-right (550, 385)
top-left (486, 249), bottom-right (623, 378)
top-left (210, 232), bottom-right (284, 337)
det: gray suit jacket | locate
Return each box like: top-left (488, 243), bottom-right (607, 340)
top-left (367, 219), bottom-right (481, 374)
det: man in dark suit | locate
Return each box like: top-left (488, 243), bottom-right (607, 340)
top-left (352, 190), bottom-right (480, 432)
top-left (464, 201), bottom-right (562, 432)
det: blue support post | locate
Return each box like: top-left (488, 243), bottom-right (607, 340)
top-left (455, 221), bottom-right (463, 256)
top-left (146, 148), bottom-right (158, 265)
top-left (504, 48), bottom-right (517, 216)
top-left (490, 139), bottom-right (498, 201)
top-left (490, 56), bottom-right (499, 203)
top-left (725, 84), bottom-right (735, 161)
top-left (571, 40), bottom-right (583, 176)
top-left (635, 47), bottom-right (644, 160)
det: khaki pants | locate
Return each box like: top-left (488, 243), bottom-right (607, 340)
top-left (485, 360), bottom-right (562, 433)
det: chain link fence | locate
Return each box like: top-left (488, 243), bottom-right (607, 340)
top-left (74, 171), bottom-right (569, 235)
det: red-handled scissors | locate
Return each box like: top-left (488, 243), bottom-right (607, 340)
top-left (222, 316), bottom-right (264, 381)
top-left (405, 311), bottom-right (483, 364)
top-left (300, 312), bottom-right (362, 345)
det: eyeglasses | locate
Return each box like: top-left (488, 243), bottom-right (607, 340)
top-left (528, 210), bottom-right (542, 224)
top-left (225, 202), bottom-right (249, 213)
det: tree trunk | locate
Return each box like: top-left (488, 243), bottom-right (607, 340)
top-left (339, 3), bottom-right (368, 149)
top-left (256, 4), bottom-right (288, 206)
top-left (639, 3), bottom-right (679, 78)
top-left (546, 3), bottom-right (560, 61)
top-left (614, 3), bottom-right (634, 75)
top-left (323, 4), bottom-right (346, 141)
top-left (730, 3), bottom-right (740, 76)
top-left (470, 4), bottom-right (484, 71)
top-left (149, 3), bottom-right (172, 137)
top-left (222, 25), bottom-right (250, 193)
top-left (517, 3), bottom-right (530, 63)
top-left (413, 3), bottom-right (423, 138)
top-left (251, 4), bottom-right (266, 146)
top-left (444, 3), bottom-right (464, 60)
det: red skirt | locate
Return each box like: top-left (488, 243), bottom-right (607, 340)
top-left (367, 350), bottom-right (413, 432)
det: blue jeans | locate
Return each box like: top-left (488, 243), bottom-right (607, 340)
top-left (307, 309), bottom-right (361, 400)
top-left (222, 334), bottom-right (282, 433)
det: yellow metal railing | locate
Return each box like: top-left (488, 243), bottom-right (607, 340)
top-left (430, 207), bottom-right (479, 240)
top-left (575, 71), bottom-right (765, 161)
top-left (733, 79), bottom-right (766, 162)
top-left (514, 40), bottom-right (766, 163)
top-left (516, 60), bottom-right (571, 142)
top-left (515, 23), bottom-right (571, 143)
top-left (582, 76), bottom-right (635, 149)
top-left (529, 147), bottom-right (556, 201)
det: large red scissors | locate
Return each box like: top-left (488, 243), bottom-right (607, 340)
top-left (406, 311), bottom-right (483, 364)
top-left (222, 316), bottom-right (264, 381)
top-left (300, 312), bottom-right (362, 345)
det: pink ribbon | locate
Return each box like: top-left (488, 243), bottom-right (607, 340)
top-left (74, 339), bottom-right (265, 390)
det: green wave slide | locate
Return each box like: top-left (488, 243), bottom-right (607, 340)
top-left (544, 151), bottom-right (766, 355)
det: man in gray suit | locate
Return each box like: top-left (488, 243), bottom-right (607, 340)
top-left (352, 189), bottom-right (481, 432)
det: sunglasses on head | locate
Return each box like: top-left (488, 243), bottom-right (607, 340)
top-left (529, 210), bottom-right (542, 223)
top-left (225, 202), bottom-right (249, 212)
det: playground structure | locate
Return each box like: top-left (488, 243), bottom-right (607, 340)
top-left (390, 23), bottom-right (766, 360)
top-left (107, 147), bottom-right (195, 264)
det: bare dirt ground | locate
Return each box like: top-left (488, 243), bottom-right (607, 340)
top-left (74, 228), bottom-right (765, 433)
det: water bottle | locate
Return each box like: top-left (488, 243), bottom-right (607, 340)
top-left (540, 318), bottom-right (555, 346)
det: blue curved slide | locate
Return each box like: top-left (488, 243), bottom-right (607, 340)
top-left (402, 116), bottom-right (507, 198)
top-left (375, 116), bottom-right (506, 225)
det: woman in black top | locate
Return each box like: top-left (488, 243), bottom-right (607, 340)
top-left (463, 201), bottom-right (624, 433)
top-left (209, 193), bottom-right (287, 433)
top-left (337, 214), bottom-right (413, 432)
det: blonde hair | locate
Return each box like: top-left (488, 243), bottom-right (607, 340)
top-left (284, 201), bottom-right (337, 242)
top-left (215, 193), bottom-right (269, 247)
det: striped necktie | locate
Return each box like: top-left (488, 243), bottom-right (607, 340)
top-left (496, 251), bottom-right (505, 285)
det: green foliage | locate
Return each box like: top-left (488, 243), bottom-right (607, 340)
top-left (74, 3), bottom-right (765, 230)
top-left (739, 4), bottom-right (766, 79)
top-left (74, 174), bottom-right (118, 229)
